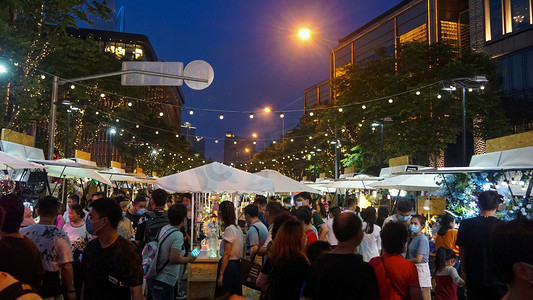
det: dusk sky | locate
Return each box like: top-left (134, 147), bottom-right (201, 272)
top-left (121, 1), bottom-right (403, 160)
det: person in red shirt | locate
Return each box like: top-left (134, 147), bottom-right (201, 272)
top-left (369, 221), bottom-right (422, 300)
top-left (291, 207), bottom-right (318, 255)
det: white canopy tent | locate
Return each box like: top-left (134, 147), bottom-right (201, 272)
top-left (0, 151), bottom-right (46, 170)
top-left (254, 169), bottom-right (320, 193)
top-left (369, 174), bottom-right (440, 191)
top-left (98, 171), bottom-right (157, 185)
top-left (30, 159), bottom-right (113, 186)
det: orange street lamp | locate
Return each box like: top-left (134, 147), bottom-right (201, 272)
top-left (264, 107), bottom-right (272, 113)
top-left (252, 133), bottom-right (258, 138)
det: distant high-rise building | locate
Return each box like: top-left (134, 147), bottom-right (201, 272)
top-left (76, 0), bottom-right (126, 32)
top-left (223, 132), bottom-right (255, 165)
top-left (180, 122), bottom-right (205, 156)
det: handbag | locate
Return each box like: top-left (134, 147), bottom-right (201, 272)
top-left (240, 258), bottom-right (262, 290)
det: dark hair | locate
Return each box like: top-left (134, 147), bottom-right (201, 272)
top-left (381, 221), bottom-right (409, 254)
top-left (377, 206), bottom-right (389, 226)
top-left (37, 196), bottom-right (59, 217)
top-left (318, 202), bottom-right (327, 218)
top-left (477, 191), bottom-right (501, 211)
top-left (411, 214), bottom-right (427, 228)
top-left (397, 200), bottom-right (412, 213)
top-left (254, 195), bottom-right (267, 207)
top-left (265, 202), bottom-right (283, 217)
top-left (329, 206), bottom-right (341, 218)
top-left (133, 194), bottom-right (148, 205)
top-left (114, 196), bottom-right (127, 205)
top-left (345, 197), bottom-right (356, 209)
top-left (306, 241), bottom-right (332, 263)
top-left (272, 212), bottom-right (295, 240)
top-left (295, 192), bottom-right (311, 201)
top-left (182, 193), bottom-right (192, 200)
top-left (218, 201), bottom-right (236, 229)
top-left (91, 191), bottom-right (105, 199)
top-left (68, 194), bottom-right (79, 204)
top-left (89, 197), bottom-right (122, 229)
top-left (151, 189), bottom-right (168, 207)
top-left (361, 207), bottom-right (377, 234)
top-left (0, 194), bottom-right (24, 233)
top-left (491, 218), bottom-right (533, 284)
top-left (292, 206), bottom-right (312, 225)
top-left (243, 204), bottom-right (259, 218)
top-left (69, 203), bottom-right (85, 219)
top-left (333, 212), bottom-right (362, 242)
top-left (435, 247), bottom-right (456, 273)
top-left (168, 204), bottom-right (187, 226)
top-left (437, 214), bottom-right (455, 236)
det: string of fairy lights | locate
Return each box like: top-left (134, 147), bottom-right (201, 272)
top-left (3, 57), bottom-right (488, 170)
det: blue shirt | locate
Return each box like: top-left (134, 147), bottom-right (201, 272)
top-left (245, 220), bottom-right (268, 255)
top-left (407, 234), bottom-right (429, 263)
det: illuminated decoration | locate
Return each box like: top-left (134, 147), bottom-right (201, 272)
top-left (159, 112), bottom-right (164, 117)
top-left (215, 139), bottom-right (218, 143)
top-left (128, 102), bottom-right (132, 106)
top-left (219, 114), bottom-right (224, 120)
top-left (175, 134), bottom-right (179, 138)
top-left (0, 173), bottom-right (15, 195)
top-left (95, 111), bottom-right (99, 115)
top-left (40, 75), bottom-right (46, 79)
top-left (100, 93), bottom-right (105, 98)
top-left (388, 98), bottom-right (393, 103)
top-left (437, 94), bottom-right (442, 99)
top-left (189, 109), bottom-right (194, 115)
top-left (70, 85), bottom-right (75, 89)
top-left (416, 91), bottom-right (421, 95)
top-left (280, 113), bottom-right (284, 118)
top-left (155, 131), bottom-right (159, 134)
top-left (362, 105), bottom-right (366, 109)
top-left (309, 112), bottom-right (314, 116)
top-left (249, 113), bottom-right (254, 119)
top-left (338, 108), bottom-right (343, 112)
top-left (264, 107), bottom-right (272, 112)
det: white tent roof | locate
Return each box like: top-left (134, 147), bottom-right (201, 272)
top-left (0, 141), bottom-right (45, 160)
top-left (0, 151), bottom-right (46, 170)
top-left (156, 162), bottom-right (274, 193)
top-left (325, 179), bottom-right (380, 190)
top-left (469, 146), bottom-right (533, 167)
top-left (30, 159), bottom-right (113, 186)
top-left (98, 171), bottom-right (156, 184)
top-left (254, 169), bottom-right (320, 193)
top-left (369, 174), bottom-right (439, 191)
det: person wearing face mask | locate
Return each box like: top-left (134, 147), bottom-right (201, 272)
top-left (407, 214), bottom-right (431, 300)
top-left (383, 200), bottom-right (413, 226)
top-left (125, 194), bottom-right (148, 231)
top-left (81, 197), bottom-right (143, 300)
top-left (115, 197), bottom-right (134, 240)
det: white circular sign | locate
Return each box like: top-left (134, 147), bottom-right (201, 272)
top-left (183, 60), bottom-right (214, 90)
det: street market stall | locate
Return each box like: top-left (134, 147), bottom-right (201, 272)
top-left (254, 169), bottom-right (320, 193)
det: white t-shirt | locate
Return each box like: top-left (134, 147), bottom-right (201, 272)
top-left (62, 222), bottom-right (91, 260)
top-left (20, 224), bottom-right (73, 272)
top-left (263, 225), bottom-right (273, 248)
top-left (359, 222), bottom-right (382, 262)
top-left (220, 224), bottom-right (243, 260)
top-left (325, 218), bottom-right (338, 246)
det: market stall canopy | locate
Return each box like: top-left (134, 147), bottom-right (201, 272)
top-left (98, 170), bottom-right (156, 184)
top-left (156, 162), bottom-right (274, 193)
top-left (369, 174), bottom-right (439, 191)
top-left (30, 159), bottom-right (113, 186)
top-left (325, 177), bottom-right (383, 190)
top-left (254, 169), bottom-right (320, 193)
top-left (0, 151), bottom-right (46, 170)
top-left (0, 141), bottom-right (45, 160)
top-left (470, 146), bottom-right (533, 167)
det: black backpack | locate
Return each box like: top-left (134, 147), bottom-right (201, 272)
top-left (143, 211), bottom-right (170, 243)
top-left (0, 281), bottom-right (39, 300)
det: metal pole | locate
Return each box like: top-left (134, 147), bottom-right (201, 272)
top-left (150, 154), bottom-right (154, 176)
top-left (334, 124), bottom-right (339, 179)
top-left (65, 110), bottom-right (70, 158)
top-left (380, 122), bottom-right (384, 168)
top-left (282, 117), bottom-right (285, 151)
top-left (108, 133), bottom-right (112, 167)
top-left (462, 87), bottom-right (466, 167)
top-left (48, 76), bottom-right (59, 160)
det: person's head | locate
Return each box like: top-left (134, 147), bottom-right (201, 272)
top-left (87, 197), bottom-right (122, 235)
top-left (306, 241), bottom-right (332, 263)
top-left (168, 204), bottom-right (187, 227)
top-left (0, 194), bottom-right (24, 233)
top-left (345, 198), bottom-right (357, 210)
top-left (254, 195), bottom-right (267, 213)
top-left (491, 218), bottom-right (533, 287)
top-left (132, 194), bottom-right (148, 215)
top-left (409, 214), bottom-right (426, 235)
top-left (218, 201), bottom-right (236, 229)
top-left (114, 196), bottom-right (128, 212)
top-left (67, 194), bottom-right (80, 207)
top-left (396, 200), bottom-right (413, 222)
top-left (268, 218), bottom-right (305, 266)
top-left (91, 191), bottom-right (105, 202)
top-left (292, 206), bottom-right (312, 225)
top-left (437, 214), bottom-right (455, 236)
top-left (381, 221), bottom-right (409, 254)
top-left (243, 204), bottom-right (259, 224)
top-left (477, 191), bottom-right (501, 212)
top-left (377, 206), bottom-right (389, 220)
top-left (265, 201), bottom-right (283, 224)
top-left (333, 212), bottom-right (363, 247)
top-left (328, 206), bottom-right (341, 219)
top-left (181, 193), bottom-right (192, 209)
top-left (317, 202), bottom-right (327, 218)
top-left (271, 212), bottom-right (295, 240)
top-left (295, 192), bottom-right (312, 207)
top-left (36, 196), bottom-right (59, 218)
top-left (151, 188), bottom-right (168, 208)
top-left (435, 247), bottom-right (456, 273)
top-left (68, 203), bottom-right (85, 223)
top-left (361, 207), bottom-right (377, 234)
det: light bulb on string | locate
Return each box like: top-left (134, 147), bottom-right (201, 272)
top-left (159, 112), bottom-right (164, 117)
top-left (280, 113), bottom-right (284, 118)
top-left (100, 93), bottom-right (105, 98)
top-left (416, 91), bottom-right (420, 95)
top-left (437, 94), bottom-right (442, 99)
top-left (338, 108), bottom-right (343, 112)
top-left (362, 105), bottom-right (366, 109)
top-left (219, 114), bottom-right (224, 120)
top-left (249, 113), bottom-right (254, 119)
top-left (115, 119), bottom-right (119, 122)
top-left (189, 109), bottom-right (194, 115)
top-left (388, 98), bottom-right (393, 103)
top-left (70, 85), bottom-right (75, 89)
top-left (215, 139), bottom-right (219, 143)
top-left (95, 111), bottom-right (99, 115)
top-left (309, 112), bottom-right (314, 116)
top-left (136, 125), bottom-right (139, 128)
top-left (468, 88), bottom-right (473, 92)
top-left (480, 85), bottom-right (485, 90)
top-left (128, 102), bottom-right (132, 107)
top-left (155, 131), bottom-right (159, 135)
top-left (175, 134), bottom-right (179, 138)
top-left (40, 75), bottom-right (46, 79)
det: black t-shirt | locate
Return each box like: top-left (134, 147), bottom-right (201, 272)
top-left (134, 209), bottom-right (166, 243)
top-left (456, 216), bottom-right (506, 287)
top-left (0, 236), bottom-right (44, 291)
top-left (261, 256), bottom-right (309, 300)
top-left (302, 253), bottom-right (380, 300)
top-left (81, 236), bottom-right (143, 300)
top-left (125, 211), bottom-right (140, 230)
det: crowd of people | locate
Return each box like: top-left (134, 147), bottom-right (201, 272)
top-left (0, 190), bottom-right (531, 300)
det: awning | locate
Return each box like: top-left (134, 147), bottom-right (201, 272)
top-left (0, 151), bottom-right (46, 170)
top-left (98, 171), bottom-right (156, 184)
top-left (30, 159), bottom-right (113, 186)
top-left (254, 169), bottom-right (320, 193)
top-left (369, 174), bottom-right (440, 191)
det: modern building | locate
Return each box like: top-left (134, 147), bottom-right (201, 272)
top-left (180, 122), bottom-right (205, 156)
top-left (469, 0), bottom-right (533, 133)
top-left (304, 0), bottom-right (470, 112)
top-left (223, 132), bottom-right (255, 165)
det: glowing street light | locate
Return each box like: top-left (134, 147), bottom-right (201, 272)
top-left (298, 28), bottom-right (311, 40)
top-left (264, 107), bottom-right (272, 113)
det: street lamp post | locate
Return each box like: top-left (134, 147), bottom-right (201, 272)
top-left (372, 117), bottom-right (393, 169)
top-left (150, 149), bottom-right (157, 176)
top-left (62, 100), bottom-right (79, 158)
top-left (108, 127), bottom-right (116, 167)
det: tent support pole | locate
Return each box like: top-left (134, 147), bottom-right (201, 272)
top-left (524, 172), bottom-right (533, 205)
top-left (441, 175), bottom-right (455, 203)
top-left (502, 172), bottom-right (516, 200)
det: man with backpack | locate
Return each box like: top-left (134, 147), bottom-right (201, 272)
top-left (135, 189), bottom-right (169, 251)
top-left (243, 205), bottom-right (268, 263)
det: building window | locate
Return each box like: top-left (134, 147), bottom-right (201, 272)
top-left (399, 24), bottom-right (427, 44)
top-left (511, 0), bottom-right (531, 31)
top-left (485, 0), bottom-right (532, 41)
top-left (440, 21), bottom-right (459, 43)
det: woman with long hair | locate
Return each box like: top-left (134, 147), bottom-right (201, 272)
top-left (256, 219), bottom-right (309, 299)
top-left (359, 207), bottom-right (382, 262)
top-left (435, 214), bottom-right (459, 256)
top-left (215, 201), bottom-right (244, 297)
top-left (376, 206), bottom-right (389, 228)
top-left (434, 247), bottom-right (464, 300)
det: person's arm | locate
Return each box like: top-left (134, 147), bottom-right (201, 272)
top-left (256, 272), bottom-right (270, 291)
top-left (459, 246), bottom-right (466, 279)
top-left (250, 245), bottom-right (259, 262)
top-left (60, 262), bottom-right (76, 300)
top-left (408, 253), bottom-right (424, 264)
top-left (169, 247), bottom-right (197, 264)
top-left (317, 224), bottom-right (328, 241)
top-left (130, 285), bottom-right (143, 300)
top-left (447, 266), bottom-right (465, 287)
top-left (217, 240), bottom-right (233, 287)
top-left (409, 286), bottom-right (423, 300)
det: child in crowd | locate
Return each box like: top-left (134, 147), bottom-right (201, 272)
top-left (434, 247), bottom-right (464, 300)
